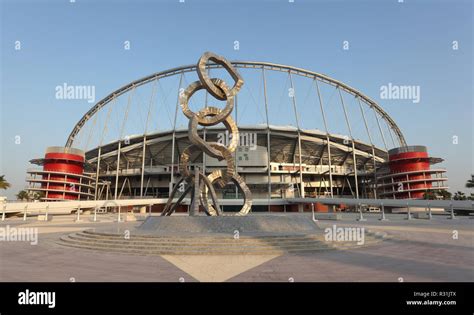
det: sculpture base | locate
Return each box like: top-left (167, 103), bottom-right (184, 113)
top-left (58, 214), bottom-right (385, 255)
top-left (137, 214), bottom-right (320, 237)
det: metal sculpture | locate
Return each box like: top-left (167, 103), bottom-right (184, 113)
top-left (161, 52), bottom-right (252, 216)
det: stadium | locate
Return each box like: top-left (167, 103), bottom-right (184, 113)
top-left (26, 60), bottom-right (449, 212)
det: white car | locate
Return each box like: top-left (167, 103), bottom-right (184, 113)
top-left (367, 206), bottom-right (381, 213)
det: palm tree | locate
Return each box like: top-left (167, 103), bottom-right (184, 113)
top-left (453, 191), bottom-right (467, 201)
top-left (466, 175), bottom-right (474, 188)
top-left (438, 190), bottom-right (452, 200)
top-left (423, 190), bottom-right (436, 200)
top-left (0, 175), bottom-right (11, 190)
top-left (16, 190), bottom-right (30, 201)
top-left (32, 191), bottom-right (45, 201)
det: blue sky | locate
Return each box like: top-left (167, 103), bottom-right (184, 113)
top-left (1, 0), bottom-right (472, 199)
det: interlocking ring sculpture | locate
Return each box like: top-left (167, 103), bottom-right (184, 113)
top-left (162, 52), bottom-right (252, 216)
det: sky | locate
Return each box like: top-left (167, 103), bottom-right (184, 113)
top-left (0, 0), bottom-right (472, 199)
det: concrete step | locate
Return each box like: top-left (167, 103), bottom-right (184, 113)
top-left (74, 232), bottom-right (324, 244)
top-left (57, 242), bottom-right (297, 255)
top-left (60, 235), bottom-right (335, 250)
top-left (78, 230), bottom-right (387, 243)
top-left (58, 239), bottom-right (381, 255)
top-left (57, 230), bottom-right (383, 255)
top-left (80, 229), bottom-right (322, 241)
top-left (58, 230), bottom-right (384, 255)
top-left (58, 239), bottom-right (336, 255)
top-left (65, 238), bottom-right (327, 249)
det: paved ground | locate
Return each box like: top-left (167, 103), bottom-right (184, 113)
top-left (0, 213), bottom-right (472, 282)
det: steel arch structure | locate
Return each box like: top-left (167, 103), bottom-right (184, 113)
top-left (65, 61), bottom-right (406, 148)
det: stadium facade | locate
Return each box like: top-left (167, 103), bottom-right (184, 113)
top-left (26, 61), bottom-right (449, 210)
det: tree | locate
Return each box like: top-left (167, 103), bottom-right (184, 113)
top-left (453, 191), bottom-right (467, 201)
top-left (16, 190), bottom-right (30, 201)
top-left (437, 190), bottom-right (452, 200)
top-left (32, 191), bottom-right (45, 201)
top-left (467, 175), bottom-right (474, 189)
top-left (423, 190), bottom-right (436, 200)
top-left (16, 190), bottom-right (44, 201)
top-left (0, 175), bottom-right (11, 190)
top-left (424, 190), bottom-right (451, 200)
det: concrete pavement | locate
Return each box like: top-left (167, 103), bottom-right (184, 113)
top-left (0, 213), bottom-right (472, 282)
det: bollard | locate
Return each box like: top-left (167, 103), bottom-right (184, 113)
top-left (379, 203), bottom-right (388, 221)
top-left (117, 205), bottom-right (122, 222)
top-left (357, 203), bottom-right (366, 221)
top-left (311, 203), bottom-right (318, 222)
top-left (93, 206), bottom-right (98, 222)
top-left (45, 205), bottom-right (49, 221)
top-left (148, 204), bottom-right (152, 217)
top-left (448, 203), bottom-right (456, 220)
top-left (75, 205), bottom-right (81, 222)
top-left (2, 204), bottom-right (6, 221)
top-left (428, 203), bottom-right (432, 220)
top-left (406, 202), bottom-right (412, 220)
top-left (23, 205), bottom-right (28, 221)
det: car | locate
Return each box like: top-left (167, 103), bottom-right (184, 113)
top-left (367, 206), bottom-right (381, 213)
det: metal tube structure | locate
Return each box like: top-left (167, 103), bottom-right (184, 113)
top-left (94, 98), bottom-right (115, 200)
top-left (373, 107), bottom-right (388, 151)
top-left (94, 147), bottom-right (102, 200)
top-left (235, 94), bottom-right (239, 199)
top-left (288, 72), bottom-right (304, 198)
top-left (262, 69), bottom-right (272, 210)
top-left (140, 138), bottom-right (147, 198)
top-left (58, 59), bottom-right (433, 209)
top-left (203, 75), bottom-right (208, 179)
top-left (387, 122), bottom-right (397, 148)
top-left (339, 88), bottom-right (359, 199)
top-left (66, 61), bottom-right (407, 148)
top-left (358, 97), bottom-right (378, 198)
top-left (169, 74), bottom-right (184, 195)
top-left (84, 108), bottom-right (99, 152)
top-left (140, 79), bottom-right (157, 198)
top-left (201, 67), bottom-right (211, 201)
top-left (114, 87), bottom-right (135, 200)
top-left (113, 147), bottom-right (122, 199)
top-left (315, 79), bottom-right (333, 197)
